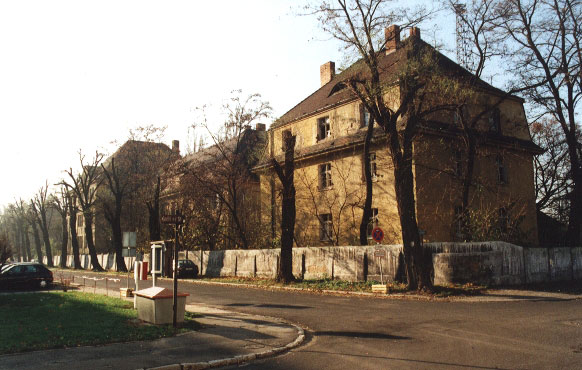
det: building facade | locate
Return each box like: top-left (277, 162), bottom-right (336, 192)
top-left (255, 25), bottom-right (541, 248)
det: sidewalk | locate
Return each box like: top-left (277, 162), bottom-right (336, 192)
top-left (0, 298), bottom-right (304, 370)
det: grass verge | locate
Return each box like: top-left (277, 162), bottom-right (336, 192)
top-left (200, 276), bottom-right (487, 297)
top-left (0, 291), bottom-right (200, 355)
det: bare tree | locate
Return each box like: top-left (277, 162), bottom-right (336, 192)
top-left (31, 182), bottom-right (54, 266)
top-left (178, 91), bottom-right (271, 250)
top-left (100, 157), bottom-right (128, 272)
top-left (51, 186), bottom-right (70, 268)
top-left (60, 151), bottom-right (104, 271)
top-left (494, 0), bottom-right (582, 245)
top-left (65, 191), bottom-right (82, 269)
top-left (310, 0), bottom-right (442, 290)
top-left (0, 233), bottom-right (12, 269)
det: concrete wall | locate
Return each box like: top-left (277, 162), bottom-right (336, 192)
top-left (50, 243), bottom-right (582, 286)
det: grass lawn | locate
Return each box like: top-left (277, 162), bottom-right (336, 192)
top-left (199, 276), bottom-right (487, 297)
top-left (200, 276), bottom-right (407, 292)
top-left (0, 291), bottom-right (200, 354)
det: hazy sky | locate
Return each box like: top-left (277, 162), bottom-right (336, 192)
top-left (0, 0), bottom-right (458, 209)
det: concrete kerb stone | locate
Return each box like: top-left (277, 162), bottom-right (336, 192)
top-left (138, 311), bottom-right (306, 370)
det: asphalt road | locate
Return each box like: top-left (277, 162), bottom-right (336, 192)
top-left (58, 272), bottom-right (582, 370)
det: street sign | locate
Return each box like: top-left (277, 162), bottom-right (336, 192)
top-left (161, 214), bottom-right (184, 225)
top-left (373, 249), bottom-right (386, 258)
top-left (371, 227), bottom-right (384, 243)
top-left (123, 231), bottom-right (137, 247)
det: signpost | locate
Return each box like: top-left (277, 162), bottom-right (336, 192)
top-left (122, 231), bottom-right (137, 295)
top-left (370, 227), bottom-right (388, 293)
top-left (161, 211), bottom-right (183, 328)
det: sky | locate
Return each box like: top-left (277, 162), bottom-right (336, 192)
top-left (0, 0), bottom-right (459, 210)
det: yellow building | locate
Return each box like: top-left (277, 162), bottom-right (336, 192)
top-left (255, 25), bottom-right (542, 247)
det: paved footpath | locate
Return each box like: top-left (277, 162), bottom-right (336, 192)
top-left (0, 290), bottom-right (304, 370)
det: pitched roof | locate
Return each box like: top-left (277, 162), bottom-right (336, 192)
top-left (273, 36), bottom-right (521, 129)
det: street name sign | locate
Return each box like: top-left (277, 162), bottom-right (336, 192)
top-left (161, 214), bottom-right (184, 225)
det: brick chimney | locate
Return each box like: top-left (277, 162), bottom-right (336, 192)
top-left (409, 27), bottom-right (421, 39)
top-left (255, 123), bottom-right (266, 131)
top-left (320, 61), bottom-right (335, 87)
top-left (172, 140), bottom-right (180, 154)
top-left (385, 24), bottom-right (401, 54)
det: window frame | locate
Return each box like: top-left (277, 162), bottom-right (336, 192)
top-left (317, 116), bottom-right (331, 141)
top-left (319, 213), bottom-right (333, 241)
top-left (319, 163), bottom-right (333, 190)
top-left (488, 107), bottom-right (501, 133)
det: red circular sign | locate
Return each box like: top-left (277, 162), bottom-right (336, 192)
top-left (371, 227), bottom-right (384, 243)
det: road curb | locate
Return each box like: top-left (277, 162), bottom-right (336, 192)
top-left (138, 319), bottom-right (305, 370)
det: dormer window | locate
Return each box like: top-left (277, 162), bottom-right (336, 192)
top-left (317, 117), bottom-right (331, 141)
top-left (488, 108), bottom-right (501, 133)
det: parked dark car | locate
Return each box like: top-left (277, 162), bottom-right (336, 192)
top-left (0, 262), bottom-right (53, 290)
top-left (175, 259), bottom-right (198, 278)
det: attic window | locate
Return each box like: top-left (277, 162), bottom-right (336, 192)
top-left (317, 117), bottom-right (331, 141)
top-left (328, 82), bottom-right (347, 97)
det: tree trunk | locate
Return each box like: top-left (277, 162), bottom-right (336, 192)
top-left (565, 131), bottom-right (582, 246)
top-left (24, 229), bottom-right (32, 262)
top-left (112, 202), bottom-right (127, 272)
top-left (40, 224), bottom-right (53, 267)
top-left (359, 119), bottom-right (375, 245)
top-left (60, 214), bottom-right (68, 268)
top-left (19, 224), bottom-right (30, 262)
top-left (274, 134), bottom-right (296, 284)
top-left (148, 176), bottom-right (161, 242)
top-left (461, 133), bottom-right (477, 240)
top-left (388, 126), bottom-right (432, 291)
top-left (84, 212), bottom-right (103, 271)
top-left (68, 210), bottom-right (81, 269)
top-left (30, 221), bottom-right (43, 263)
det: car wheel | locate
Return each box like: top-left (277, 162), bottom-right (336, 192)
top-left (39, 280), bottom-right (48, 289)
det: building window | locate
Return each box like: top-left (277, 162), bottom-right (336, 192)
top-left (319, 163), bottom-right (333, 189)
top-left (367, 208), bottom-right (379, 239)
top-left (361, 106), bottom-right (371, 127)
top-left (369, 153), bottom-right (377, 179)
top-left (496, 155), bottom-right (508, 184)
top-left (454, 205), bottom-right (464, 237)
top-left (320, 213), bottom-right (333, 241)
top-left (317, 117), bottom-right (331, 141)
top-left (77, 214), bottom-right (83, 228)
top-left (488, 108), bottom-right (501, 133)
top-left (454, 150), bottom-right (463, 177)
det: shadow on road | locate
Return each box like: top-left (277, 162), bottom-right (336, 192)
top-left (298, 349), bottom-right (512, 370)
top-left (225, 303), bottom-right (312, 310)
top-left (480, 293), bottom-right (577, 302)
top-left (313, 331), bottom-right (410, 340)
